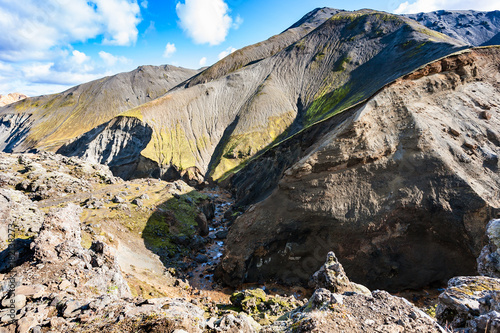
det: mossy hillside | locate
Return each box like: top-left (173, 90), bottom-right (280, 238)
top-left (140, 122), bottom-right (210, 173)
top-left (210, 111), bottom-right (296, 181)
top-left (2, 66), bottom-right (198, 152)
top-left (142, 191), bottom-right (208, 258)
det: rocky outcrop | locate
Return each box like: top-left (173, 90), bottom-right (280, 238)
top-left (262, 289), bottom-right (445, 332)
top-left (436, 276), bottom-right (500, 332)
top-left (30, 204), bottom-right (131, 297)
top-left (218, 47), bottom-right (500, 291)
top-left (0, 93), bottom-right (27, 107)
top-left (404, 10), bottom-right (500, 46)
top-left (477, 219), bottom-right (500, 278)
top-left (309, 251), bottom-right (370, 295)
top-left (57, 116), bottom-right (154, 180)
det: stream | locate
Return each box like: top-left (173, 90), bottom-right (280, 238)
top-left (188, 187), bottom-right (234, 292)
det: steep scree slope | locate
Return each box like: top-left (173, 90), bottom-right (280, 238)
top-left (217, 47), bottom-right (500, 291)
top-left (0, 65), bottom-right (198, 152)
top-left (59, 10), bottom-right (465, 181)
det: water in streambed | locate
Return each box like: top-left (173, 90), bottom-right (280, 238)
top-left (188, 187), bottom-right (234, 295)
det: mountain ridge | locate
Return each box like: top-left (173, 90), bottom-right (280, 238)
top-left (57, 9), bottom-right (467, 183)
top-left (0, 65), bottom-right (199, 152)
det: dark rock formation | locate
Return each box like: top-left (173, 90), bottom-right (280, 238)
top-left (57, 116), bottom-right (154, 180)
top-left (218, 48), bottom-right (500, 291)
top-left (477, 219), bottom-right (500, 278)
top-left (309, 251), bottom-right (370, 295)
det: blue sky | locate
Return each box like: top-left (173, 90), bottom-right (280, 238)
top-left (0, 0), bottom-right (497, 96)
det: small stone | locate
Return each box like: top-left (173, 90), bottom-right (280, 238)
top-left (1, 294), bottom-right (26, 309)
top-left (131, 198), bottom-right (143, 207)
top-left (16, 315), bottom-right (38, 333)
top-left (15, 285), bottom-right (46, 299)
top-left (61, 300), bottom-right (81, 318)
top-left (481, 111), bottom-right (492, 120)
top-left (140, 193), bottom-right (149, 200)
top-left (58, 280), bottom-right (72, 290)
top-left (215, 230), bottom-right (228, 239)
top-left (195, 254), bottom-right (208, 263)
top-left (464, 141), bottom-right (477, 150)
top-left (364, 319), bottom-right (375, 325)
top-left (112, 195), bottom-right (125, 204)
top-left (449, 127), bottom-right (461, 137)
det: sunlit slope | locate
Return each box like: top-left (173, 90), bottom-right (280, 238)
top-left (0, 65), bottom-right (199, 152)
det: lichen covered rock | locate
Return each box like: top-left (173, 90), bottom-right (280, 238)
top-left (477, 219), bottom-right (500, 278)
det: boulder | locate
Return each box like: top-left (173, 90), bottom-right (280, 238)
top-left (195, 212), bottom-right (209, 237)
top-left (436, 276), bottom-right (500, 330)
top-left (309, 251), bottom-right (370, 295)
top-left (264, 289), bottom-right (445, 332)
top-left (477, 219), bottom-right (500, 278)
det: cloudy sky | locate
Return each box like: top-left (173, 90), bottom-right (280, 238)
top-left (0, 0), bottom-right (497, 96)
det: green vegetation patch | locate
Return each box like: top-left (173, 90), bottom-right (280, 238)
top-left (142, 191), bottom-right (208, 258)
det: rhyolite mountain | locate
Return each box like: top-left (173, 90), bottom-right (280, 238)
top-left (58, 9), bottom-right (466, 181)
top-left (0, 65), bottom-right (199, 153)
top-left (1, 7), bottom-right (500, 292)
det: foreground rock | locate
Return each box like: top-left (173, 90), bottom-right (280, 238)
top-left (435, 219), bottom-right (500, 332)
top-left (436, 276), bottom-right (500, 332)
top-left (262, 289), bottom-right (445, 333)
top-left (477, 219), bottom-right (500, 278)
top-left (309, 251), bottom-right (370, 295)
top-left (0, 203), bottom-right (208, 332)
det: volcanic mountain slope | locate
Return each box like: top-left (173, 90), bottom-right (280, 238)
top-left (0, 65), bottom-right (198, 153)
top-left (58, 9), bottom-right (466, 182)
top-left (404, 10), bottom-right (500, 46)
top-left (182, 7), bottom-right (343, 88)
top-left (217, 46), bottom-right (500, 291)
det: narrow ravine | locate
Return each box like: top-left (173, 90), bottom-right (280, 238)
top-left (187, 187), bottom-right (235, 297)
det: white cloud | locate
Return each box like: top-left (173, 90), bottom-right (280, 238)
top-left (394, 0), bottom-right (499, 14)
top-left (218, 47), bottom-right (237, 60)
top-left (72, 50), bottom-right (90, 65)
top-left (99, 51), bottom-right (131, 67)
top-left (144, 21), bottom-right (156, 35)
top-left (0, 0), bottom-right (142, 61)
top-left (96, 0), bottom-right (141, 46)
top-left (199, 57), bottom-right (207, 66)
top-left (233, 15), bottom-right (243, 29)
top-left (140, 0), bottom-right (148, 8)
top-left (21, 62), bottom-right (102, 86)
top-left (0, 48), bottom-right (134, 97)
top-left (163, 43), bottom-right (177, 58)
top-left (176, 0), bottom-right (236, 45)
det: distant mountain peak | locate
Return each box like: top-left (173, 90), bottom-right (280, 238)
top-left (0, 92), bottom-right (27, 107)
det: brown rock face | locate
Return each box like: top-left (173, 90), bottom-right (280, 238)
top-left (217, 48), bottom-right (500, 291)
